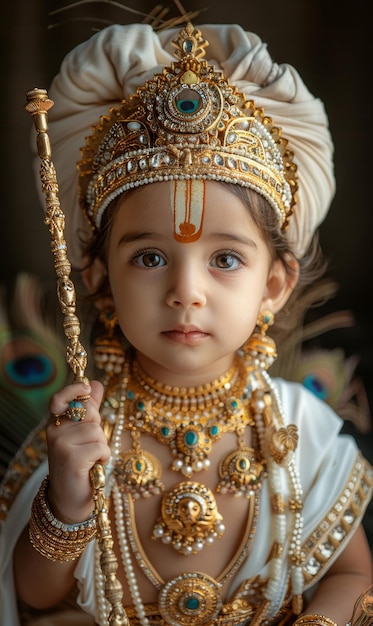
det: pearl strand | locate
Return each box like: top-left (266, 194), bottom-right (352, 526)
top-left (263, 458), bottom-right (287, 604)
top-left (262, 371), bottom-right (305, 607)
top-left (110, 365), bottom-right (129, 459)
top-left (96, 367), bottom-right (151, 626)
top-left (249, 370), bottom-right (305, 619)
top-left (288, 455), bottom-right (305, 598)
top-left (249, 385), bottom-right (288, 611)
top-left (112, 483), bottom-right (150, 626)
top-left (112, 373), bottom-right (150, 626)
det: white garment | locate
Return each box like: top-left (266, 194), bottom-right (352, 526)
top-left (0, 380), bottom-right (371, 625)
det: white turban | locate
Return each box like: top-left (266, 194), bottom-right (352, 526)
top-left (35, 23), bottom-right (335, 268)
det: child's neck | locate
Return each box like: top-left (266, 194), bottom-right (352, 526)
top-left (134, 352), bottom-right (237, 388)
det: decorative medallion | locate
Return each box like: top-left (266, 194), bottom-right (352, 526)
top-left (217, 446), bottom-right (266, 497)
top-left (152, 481), bottom-right (225, 555)
top-left (158, 571), bottom-right (222, 626)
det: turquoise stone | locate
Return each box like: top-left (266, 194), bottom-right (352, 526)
top-left (185, 430), bottom-right (198, 446)
top-left (239, 458), bottom-right (248, 470)
top-left (210, 425), bottom-right (219, 436)
top-left (69, 400), bottom-right (83, 409)
top-left (185, 596), bottom-right (199, 611)
top-left (161, 426), bottom-right (170, 437)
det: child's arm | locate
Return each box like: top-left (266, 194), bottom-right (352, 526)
top-left (14, 524), bottom-right (78, 608)
top-left (13, 380), bottom-right (111, 609)
top-left (301, 525), bottom-right (372, 626)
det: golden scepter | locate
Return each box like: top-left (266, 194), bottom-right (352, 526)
top-left (348, 586), bottom-right (373, 626)
top-left (25, 88), bottom-right (128, 626)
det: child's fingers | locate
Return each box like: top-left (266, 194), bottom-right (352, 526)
top-left (48, 381), bottom-right (104, 426)
top-left (49, 382), bottom-right (90, 413)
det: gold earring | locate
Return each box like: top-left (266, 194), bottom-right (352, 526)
top-left (93, 309), bottom-right (126, 380)
top-left (242, 310), bottom-right (277, 371)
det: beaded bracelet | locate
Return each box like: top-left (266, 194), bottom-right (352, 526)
top-left (293, 615), bottom-right (338, 626)
top-left (29, 476), bottom-right (97, 562)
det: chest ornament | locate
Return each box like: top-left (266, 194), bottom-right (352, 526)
top-left (152, 481), bottom-right (225, 555)
top-left (101, 349), bottom-right (304, 625)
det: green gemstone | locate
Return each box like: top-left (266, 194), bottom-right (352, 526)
top-left (185, 430), bottom-right (198, 446)
top-left (239, 458), bottom-right (248, 470)
top-left (185, 596), bottom-right (199, 611)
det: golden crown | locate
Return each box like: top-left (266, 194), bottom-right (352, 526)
top-left (78, 22), bottom-right (298, 233)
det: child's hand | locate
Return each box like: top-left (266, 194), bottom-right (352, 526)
top-left (45, 380), bottom-right (111, 524)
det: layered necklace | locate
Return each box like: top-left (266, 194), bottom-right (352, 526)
top-left (96, 352), bottom-right (305, 626)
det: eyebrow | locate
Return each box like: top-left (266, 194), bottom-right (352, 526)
top-left (207, 232), bottom-right (258, 249)
top-left (116, 231), bottom-right (161, 247)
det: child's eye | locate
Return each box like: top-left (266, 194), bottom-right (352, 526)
top-left (211, 252), bottom-right (241, 270)
top-left (132, 250), bottom-right (166, 268)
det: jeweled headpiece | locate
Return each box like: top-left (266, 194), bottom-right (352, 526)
top-left (78, 22), bottom-right (298, 234)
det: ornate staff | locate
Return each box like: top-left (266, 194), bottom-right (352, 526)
top-left (348, 586), bottom-right (373, 626)
top-left (25, 88), bottom-right (128, 626)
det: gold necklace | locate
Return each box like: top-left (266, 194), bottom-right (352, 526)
top-left (112, 357), bottom-right (266, 560)
top-left (120, 355), bottom-right (254, 477)
top-left (99, 354), bottom-right (304, 626)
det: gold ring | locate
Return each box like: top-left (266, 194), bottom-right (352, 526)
top-left (66, 399), bottom-right (86, 422)
top-left (49, 412), bottom-right (66, 427)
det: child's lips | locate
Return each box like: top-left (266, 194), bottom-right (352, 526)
top-left (162, 326), bottom-right (209, 345)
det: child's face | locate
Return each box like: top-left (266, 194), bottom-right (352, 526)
top-left (106, 181), bottom-right (286, 385)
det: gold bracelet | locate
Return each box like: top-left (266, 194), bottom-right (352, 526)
top-left (29, 476), bottom-right (97, 562)
top-left (293, 615), bottom-right (338, 626)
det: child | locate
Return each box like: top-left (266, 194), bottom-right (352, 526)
top-left (1, 19), bottom-right (372, 626)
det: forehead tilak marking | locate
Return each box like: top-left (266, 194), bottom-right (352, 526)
top-left (171, 179), bottom-right (205, 243)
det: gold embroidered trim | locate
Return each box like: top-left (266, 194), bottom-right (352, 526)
top-left (301, 451), bottom-right (373, 586)
top-left (0, 423), bottom-right (47, 523)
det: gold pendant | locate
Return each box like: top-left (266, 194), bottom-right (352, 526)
top-left (152, 481), bottom-right (225, 555)
top-left (217, 446), bottom-right (266, 497)
top-left (159, 571), bottom-right (223, 626)
top-left (114, 446), bottom-right (164, 497)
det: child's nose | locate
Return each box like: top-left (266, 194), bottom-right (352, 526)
top-left (165, 261), bottom-right (207, 309)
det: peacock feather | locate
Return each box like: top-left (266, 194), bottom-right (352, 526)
top-left (273, 279), bottom-right (371, 434)
top-left (0, 273), bottom-right (68, 478)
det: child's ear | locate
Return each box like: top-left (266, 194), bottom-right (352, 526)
top-left (81, 257), bottom-right (107, 294)
top-left (261, 255), bottom-right (299, 314)
top-left (81, 257), bottom-right (114, 312)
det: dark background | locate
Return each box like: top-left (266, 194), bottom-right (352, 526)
top-left (1, 0), bottom-right (373, 535)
